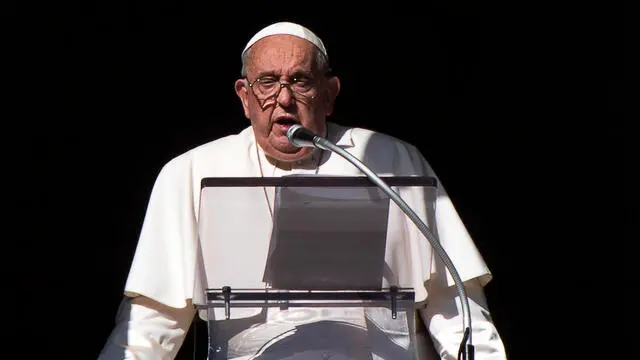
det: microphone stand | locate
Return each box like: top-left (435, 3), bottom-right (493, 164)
top-left (288, 125), bottom-right (475, 360)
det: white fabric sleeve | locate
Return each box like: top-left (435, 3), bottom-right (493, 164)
top-left (419, 278), bottom-right (507, 360)
top-left (97, 296), bottom-right (196, 360)
top-left (123, 154), bottom-right (202, 308)
top-left (403, 142), bottom-right (493, 288)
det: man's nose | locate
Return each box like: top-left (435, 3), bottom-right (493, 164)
top-left (276, 83), bottom-right (294, 107)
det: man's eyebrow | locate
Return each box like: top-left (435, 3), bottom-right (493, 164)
top-left (254, 70), bottom-right (314, 79)
top-left (290, 70), bottom-right (315, 79)
top-left (255, 71), bottom-right (279, 78)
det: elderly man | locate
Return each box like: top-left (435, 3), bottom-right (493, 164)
top-left (97, 22), bottom-right (507, 359)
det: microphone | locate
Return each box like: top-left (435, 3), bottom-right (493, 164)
top-left (286, 124), bottom-right (333, 150)
top-left (287, 124), bottom-right (475, 360)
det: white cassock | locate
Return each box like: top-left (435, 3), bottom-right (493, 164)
top-left (97, 122), bottom-right (507, 360)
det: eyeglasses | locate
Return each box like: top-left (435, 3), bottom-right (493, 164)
top-left (246, 75), bottom-right (318, 107)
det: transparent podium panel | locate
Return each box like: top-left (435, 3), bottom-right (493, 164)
top-left (197, 288), bottom-right (419, 360)
top-left (195, 176), bottom-right (438, 359)
top-left (196, 176), bottom-right (438, 294)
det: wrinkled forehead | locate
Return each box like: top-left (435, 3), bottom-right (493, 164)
top-left (246, 35), bottom-right (319, 75)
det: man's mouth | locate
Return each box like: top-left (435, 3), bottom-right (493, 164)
top-left (274, 117), bottom-right (298, 130)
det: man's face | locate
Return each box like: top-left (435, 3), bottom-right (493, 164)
top-left (235, 35), bottom-right (340, 163)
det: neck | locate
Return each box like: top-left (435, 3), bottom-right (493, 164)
top-left (265, 149), bottom-right (321, 171)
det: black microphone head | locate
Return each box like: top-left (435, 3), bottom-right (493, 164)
top-left (286, 124), bottom-right (303, 142)
top-left (287, 124), bottom-right (317, 148)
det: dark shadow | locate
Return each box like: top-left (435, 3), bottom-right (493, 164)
top-left (264, 177), bottom-right (391, 290)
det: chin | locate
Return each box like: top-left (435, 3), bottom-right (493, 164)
top-left (270, 147), bottom-right (314, 163)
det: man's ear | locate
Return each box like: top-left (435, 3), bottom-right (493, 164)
top-left (234, 78), bottom-right (250, 119)
top-left (324, 75), bottom-right (341, 116)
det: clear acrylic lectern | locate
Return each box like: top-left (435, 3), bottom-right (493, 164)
top-left (194, 175), bottom-right (437, 360)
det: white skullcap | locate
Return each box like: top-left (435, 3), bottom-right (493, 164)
top-left (242, 21), bottom-right (328, 59)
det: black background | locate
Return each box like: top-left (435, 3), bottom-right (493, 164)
top-left (7, 1), bottom-right (628, 359)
